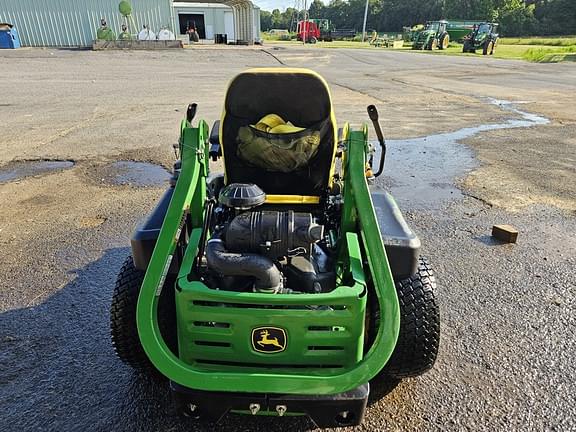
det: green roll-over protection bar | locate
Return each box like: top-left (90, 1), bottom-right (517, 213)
top-left (135, 118), bottom-right (400, 395)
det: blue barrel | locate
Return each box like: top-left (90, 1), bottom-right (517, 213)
top-left (0, 24), bottom-right (21, 49)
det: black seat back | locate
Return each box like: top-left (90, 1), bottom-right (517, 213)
top-left (220, 68), bottom-right (337, 197)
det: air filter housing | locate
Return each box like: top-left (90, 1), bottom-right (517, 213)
top-left (218, 183), bottom-right (266, 210)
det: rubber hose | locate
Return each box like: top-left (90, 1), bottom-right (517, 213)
top-left (205, 239), bottom-right (282, 292)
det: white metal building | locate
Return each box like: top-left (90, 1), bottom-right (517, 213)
top-left (174, 2), bottom-right (234, 41)
top-left (173, 2), bottom-right (260, 43)
top-left (0, 0), bottom-right (172, 47)
top-left (0, 0), bottom-right (260, 47)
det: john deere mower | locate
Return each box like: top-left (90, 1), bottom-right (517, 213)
top-left (110, 68), bottom-right (440, 428)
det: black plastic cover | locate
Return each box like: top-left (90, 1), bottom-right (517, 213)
top-left (284, 255), bottom-right (336, 293)
top-left (131, 187), bottom-right (179, 274)
top-left (225, 210), bottom-right (324, 260)
top-left (371, 191), bottom-right (421, 279)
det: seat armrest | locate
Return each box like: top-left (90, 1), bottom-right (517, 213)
top-left (209, 120), bottom-right (221, 161)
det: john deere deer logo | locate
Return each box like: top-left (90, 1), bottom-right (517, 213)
top-left (251, 327), bottom-right (287, 353)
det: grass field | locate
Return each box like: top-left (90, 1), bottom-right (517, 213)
top-left (265, 37), bottom-right (576, 63)
top-left (500, 36), bottom-right (576, 46)
top-left (415, 43), bottom-right (576, 62)
top-left (520, 45), bottom-right (576, 62)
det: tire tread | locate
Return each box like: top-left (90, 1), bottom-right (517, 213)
top-left (382, 257), bottom-right (440, 378)
top-left (110, 256), bottom-right (154, 371)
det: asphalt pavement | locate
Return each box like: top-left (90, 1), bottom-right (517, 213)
top-left (0, 45), bottom-right (574, 431)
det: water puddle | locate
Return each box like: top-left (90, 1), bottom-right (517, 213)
top-left (0, 160), bottom-right (74, 184)
top-left (370, 99), bottom-right (549, 210)
top-left (99, 161), bottom-right (171, 187)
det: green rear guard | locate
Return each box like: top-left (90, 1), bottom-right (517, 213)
top-left (136, 119), bottom-right (400, 395)
top-left (176, 232), bottom-right (367, 373)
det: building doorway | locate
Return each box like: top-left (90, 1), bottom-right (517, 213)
top-left (178, 13), bottom-right (206, 39)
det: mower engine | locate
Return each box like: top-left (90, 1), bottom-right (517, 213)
top-left (204, 182), bottom-right (336, 294)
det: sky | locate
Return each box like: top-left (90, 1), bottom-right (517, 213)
top-left (252, 0), bottom-right (303, 12)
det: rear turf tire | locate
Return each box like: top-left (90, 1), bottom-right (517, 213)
top-left (110, 256), bottom-right (152, 371)
top-left (110, 256), bottom-right (177, 375)
top-left (382, 257), bottom-right (440, 379)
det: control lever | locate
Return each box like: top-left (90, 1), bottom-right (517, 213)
top-left (367, 104), bottom-right (386, 177)
top-left (174, 103), bottom-right (198, 159)
top-left (186, 103), bottom-right (197, 124)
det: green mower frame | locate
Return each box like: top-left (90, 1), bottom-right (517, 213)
top-left (111, 68), bottom-right (439, 428)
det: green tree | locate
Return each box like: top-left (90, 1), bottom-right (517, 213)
top-left (309, 0), bottom-right (327, 20)
top-left (260, 0), bottom-right (576, 37)
top-left (282, 8), bottom-right (298, 29)
top-left (534, 0), bottom-right (576, 35)
top-left (377, 0), bottom-right (443, 31)
top-left (271, 9), bottom-right (284, 29)
top-left (260, 10), bottom-right (272, 31)
top-left (443, 0), bottom-right (495, 20)
top-left (496, 0), bottom-right (538, 35)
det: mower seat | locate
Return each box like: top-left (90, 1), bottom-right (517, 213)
top-left (219, 68), bottom-right (337, 199)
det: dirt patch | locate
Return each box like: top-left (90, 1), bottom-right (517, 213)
top-left (371, 99), bottom-right (550, 210)
top-left (78, 216), bottom-right (107, 228)
top-left (462, 121), bottom-right (576, 212)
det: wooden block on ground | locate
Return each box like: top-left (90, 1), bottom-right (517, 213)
top-left (492, 224), bottom-right (519, 243)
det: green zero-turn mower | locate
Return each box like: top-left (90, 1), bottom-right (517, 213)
top-left (110, 68), bottom-right (440, 428)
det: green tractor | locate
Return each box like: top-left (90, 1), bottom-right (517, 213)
top-left (412, 20), bottom-right (450, 50)
top-left (463, 22), bottom-right (499, 55)
top-left (110, 68), bottom-right (440, 428)
top-left (403, 24), bottom-right (425, 42)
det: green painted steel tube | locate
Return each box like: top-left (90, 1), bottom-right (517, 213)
top-left (136, 122), bottom-right (400, 395)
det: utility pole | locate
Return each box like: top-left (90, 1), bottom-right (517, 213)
top-left (290, 0), bottom-right (299, 33)
top-left (361, 0), bottom-right (369, 42)
top-left (303, 0), bottom-right (308, 45)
